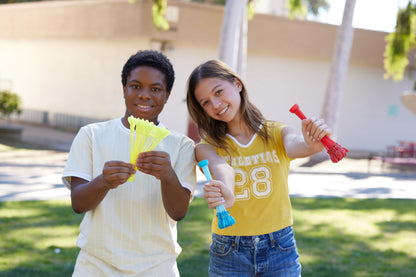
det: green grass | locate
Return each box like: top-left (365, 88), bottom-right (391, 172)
top-left (0, 200), bottom-right (83, 276)
top-left (291, 198), bottom-right (416, 277)
top-left (1, 198), bottom-right (415, 276)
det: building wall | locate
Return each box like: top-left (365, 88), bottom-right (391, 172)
top-left (0, 0), bottom-right (414, 154)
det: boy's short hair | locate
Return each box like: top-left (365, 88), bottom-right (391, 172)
top-left (121, 50), bottom-right (175, 92)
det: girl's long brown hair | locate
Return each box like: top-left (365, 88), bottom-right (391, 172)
top-left (186, 60), bottom-right (270, 153)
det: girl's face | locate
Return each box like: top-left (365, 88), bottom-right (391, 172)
top-left (123, 66), bottom-right (170, 126)
top-left (194, 77), bottom-right (242, 123)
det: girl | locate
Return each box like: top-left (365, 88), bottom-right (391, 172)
top-left (186, 59), bottom-right (330, 277)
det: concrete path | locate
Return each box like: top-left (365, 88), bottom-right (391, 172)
top-left (1, 122), bottom-right (415, 202)
top-left (288, 158), bottom-right (416, 199)
top-left (0, 148), bottom-right (70, 201)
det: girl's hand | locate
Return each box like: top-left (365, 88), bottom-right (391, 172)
top-left (302, 116), bottom-right (331, 151)
top-left (203, 180), bottom-right (235, 209)
top-left (102, 161), bottom-right (136, 189)
top-left (136, 151), bottom-right (175, 182)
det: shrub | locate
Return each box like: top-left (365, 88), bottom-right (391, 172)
top-left (0, 89), bottom-right (22, 120)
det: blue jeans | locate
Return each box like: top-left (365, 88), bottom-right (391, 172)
top-left (208, 226), bottom-right (301, 277)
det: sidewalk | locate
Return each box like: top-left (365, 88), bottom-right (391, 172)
top-left (0, 121), bottom-right (415, 202)
top-left (0, 122), bottom-right (76, 201)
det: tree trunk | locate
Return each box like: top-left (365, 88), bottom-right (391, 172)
top-left (236, 1), bottom-right (248, 79)
top-left (321, 0), bottom-right (356, 138)
top-left (311, 0), bottom-right (356, 163)
top-left (219, 0), bottom-right (248, 77)
top-left (187, 0), bottom-right (248, 141)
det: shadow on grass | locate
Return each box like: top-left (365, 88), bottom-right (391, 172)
top-left (0, 201), bottom-right (82, 229)
top-left (177, 197), bottom-right (212, 277)
top-left (292, 197), bottom-right (415, 212)
top-left (1, 198), bottom-right (415, 277)
top-left (177, 198), bottom-right (416, 277)
top-left (378, 219), bottom-right (416, 233)
top-left (291, 198), bottom-right (416, 277)
top-left (0, 246), bottom-right (79, 277)
top-left (0, 200), bottom-right (82, 277)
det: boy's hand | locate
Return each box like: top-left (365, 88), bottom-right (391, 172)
top-left (102, 161), bottom-right (136, 189)
top-left (203, 180), bottom-right (235, 209)
top-left (136, 151), bottom-right (175, 182)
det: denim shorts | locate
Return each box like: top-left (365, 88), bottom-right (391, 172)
top-left (208, 226), bottom-right (301, 277)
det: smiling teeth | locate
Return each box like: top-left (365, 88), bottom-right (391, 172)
top-left (218, 106), bottom-right (228, 115)
top-left (137, 104), bottom-right (151, 109)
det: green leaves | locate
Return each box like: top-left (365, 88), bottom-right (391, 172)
top-left (247, 0), bottom-right (256, 20)
top-left (287, 0), bottom-right (308, 19)
top-left (286, 0), bottom-right (330, 20)
top-left (152, 0), bottom-right (169, 31)
top-left (128, 0), bottom-right (169, 31)
top-left (0, 89), bottom-right (22, 119)
top-left (384, 1), bottom-right (416, 81)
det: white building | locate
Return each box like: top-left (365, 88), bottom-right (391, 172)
top-left (0, 0), bottom-right (414, 155)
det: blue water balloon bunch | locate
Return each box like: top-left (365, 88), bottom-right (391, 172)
top-left (198, 160), bottom-right (235, 229)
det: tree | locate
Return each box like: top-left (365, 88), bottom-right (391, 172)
top-left (149, 0), bottom-right (169, 31)
top-left (287, 0), bottom-right (330, 19)
top-left (147, 0), bottom-right (332, 140)
top-left (384, 1), bottom-right (416, 82)
top-left (147, 0), bottom-right (329, 78)
top-left (321, 0), bottom-right (356, 140)
top-left (128, 0), bottom-right (169, 31)
top-left (218, 0), bottom-right (249, 78)
top-left (290, 0), bottom-right (356, 162)
top-left (220, 0), bottom-right (329, 77)
top-left (383, 1), bottom-right (416, 116)
top-left (0, 89), bottom-right (22, 124)
top-left (290, 0), bottom-right (356, 140)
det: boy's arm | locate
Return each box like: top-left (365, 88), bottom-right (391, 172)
top-left (70, 160), bottom-right (135, 213)
top-left (136, 151), bottom-right (191, 221)
top-left (282, 117), bottom-right (330, 159)
top-left (195, 143), bottom-right (235, 209)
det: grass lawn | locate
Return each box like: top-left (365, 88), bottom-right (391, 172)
top-left (0, 198), bottom-right (415, 276)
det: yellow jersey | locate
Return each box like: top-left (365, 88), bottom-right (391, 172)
top-left (201, 121), bottom-right (293, 236)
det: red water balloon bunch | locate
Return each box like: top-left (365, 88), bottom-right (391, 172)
top-left (289, 104), bottom-right (348, 163)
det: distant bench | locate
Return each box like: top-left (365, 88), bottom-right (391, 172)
top-left (368, 144), bottom-right (416, 171)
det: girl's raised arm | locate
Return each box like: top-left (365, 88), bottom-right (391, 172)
top-left (282, 117), bottom-right (330, 159)
top-left (195, 143), bottom-right (235, 209)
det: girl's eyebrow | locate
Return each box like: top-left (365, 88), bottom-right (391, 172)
top-left (211, 84), bottom-right (221, 93)
top-left (198, 97), bottom-right (206, 105)
top-left (198, 84), bottom-right (221, 104)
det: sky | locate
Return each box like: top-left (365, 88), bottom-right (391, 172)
top-left (316, 0), bottom-right (410, 33)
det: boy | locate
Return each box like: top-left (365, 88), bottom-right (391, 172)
top-left (62, 50), bottom-right (196, 276)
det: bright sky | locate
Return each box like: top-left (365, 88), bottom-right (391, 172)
top-left (317, 0), bottom-right (410, 32)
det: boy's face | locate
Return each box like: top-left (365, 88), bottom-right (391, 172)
top-left (123, 66), bottom-right (170, 125)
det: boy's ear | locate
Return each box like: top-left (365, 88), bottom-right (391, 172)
top-left (165, 91), bottom-right (171, 103)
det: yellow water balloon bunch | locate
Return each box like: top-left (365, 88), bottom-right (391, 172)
top-left (127, 116), bottom-right (171, 181)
